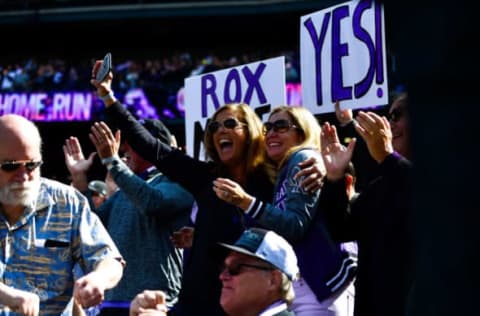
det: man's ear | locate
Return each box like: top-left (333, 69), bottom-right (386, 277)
top-left (268, 269), bottom-right (282, 289)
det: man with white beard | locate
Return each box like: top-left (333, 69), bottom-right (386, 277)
top-left (0, 114), bottom-right (125, 316)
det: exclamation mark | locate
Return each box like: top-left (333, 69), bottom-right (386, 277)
top-left (375, 0), bottom-right (384, 98)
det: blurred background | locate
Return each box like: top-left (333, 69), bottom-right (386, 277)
top-left (1, 0), bottom-right (372, 183)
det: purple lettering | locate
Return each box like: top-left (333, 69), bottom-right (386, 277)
top-left (353, 0), bottom-right (375, 99)
top-left (223, 69), bottom-right (242, 104)
top-left (304, 15), bottom-right (330, 106)
top-left (374, 0), bottom-right (384, 96)
top-left (331, 5), bottom-right (352, 103)
top-left (201, 74), bottom-right (220, 117)
top-left (193, 120), bottom-right (206, 160)
top-left (52, 93), bottom-right (70, 120)
top-left (73, 93), bottom-right (91, 120)
top-left (242, 63), bottom-right (267, 105)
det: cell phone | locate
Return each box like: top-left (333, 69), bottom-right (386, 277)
top-left (96, 52), bottom-right (112, 81)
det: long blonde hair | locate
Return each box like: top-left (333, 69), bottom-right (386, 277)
top-left (266, 105), bottom-right (321, 169)
top-left (203, 103), bottom-right (267, 177)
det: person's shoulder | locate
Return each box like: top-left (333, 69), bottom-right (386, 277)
top-left (289, 147), bottom-right (321, 163)
top-left (41, 177), bottom-right (76, 192)
top-left (39, 177), bottom-right (87, 200)
top-left (36, 178), bottom-right (89, 213)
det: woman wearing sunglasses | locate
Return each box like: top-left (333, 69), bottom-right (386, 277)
top-left (213, 105), bottom-right (356, 316)
top-left (90, 62), bottom-right (274, 316)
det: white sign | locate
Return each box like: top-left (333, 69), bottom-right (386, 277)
top-left (184, 57), bottom-right (286, 159)
top-left (300, 0), bottom-right (388, 114)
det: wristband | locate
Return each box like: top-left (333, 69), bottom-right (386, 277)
top-left (101, 155), bottom-right (119, 166)
top-left (99, 90), bottom-right (115, 102)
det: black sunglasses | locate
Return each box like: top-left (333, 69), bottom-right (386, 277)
top-left (0, 160), bottom-right (43, 172)
top-left (222, 262), bottom-right (274, 277)
top-left (263, 119), bottom-right (300, 135)
top-left (388, 108), bottom-right (404, 123)
top-left (208, 118), bottom-right (246, 134)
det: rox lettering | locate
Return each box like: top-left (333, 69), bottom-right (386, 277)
top-left (200, 63), bottom-right (267, 117)
top-left (303, 0), bottom-right (384, 106)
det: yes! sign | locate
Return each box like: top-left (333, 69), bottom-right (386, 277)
top-left (184, 57), bottom-right (286, 159)
top-left (300, 0), bottom-right (388, 113)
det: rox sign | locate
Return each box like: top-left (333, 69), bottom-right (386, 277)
top-left (184, 57), bottom-right (286, 159)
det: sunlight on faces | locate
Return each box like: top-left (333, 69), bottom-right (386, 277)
top-left (0, 178), bottom-right (41, 206)
top-left (265, 111), bottom-right (303, 163)
top-left (388, 94), bottom-right (410, 158)
top-left (212, 109), bottom-right (248, 167)
top-left (0, 118), bottom-right (42, 207)
top-left (220, 252), bottom-right (274, 315)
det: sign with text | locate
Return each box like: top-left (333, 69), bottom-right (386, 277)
top-left (0, 92), bottom-right (93, 121)
top-left (300, 0), bottom-right (388, 114)
top-left (0, 89), bottom-right (159, 122)
top-left (184, 56), bottom-right (286, 159)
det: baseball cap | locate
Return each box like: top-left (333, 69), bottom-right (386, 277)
top-left (88, 180), bottom-right (107, 196)
top-left (219, 228), bottom-right (299, 281)
top-left (139, 119), bottom-right (172, 145)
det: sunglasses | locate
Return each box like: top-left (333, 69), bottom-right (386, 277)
top-left (208, 118), bottom-right (246, 134)
top-left (222, 262), bottom-right (274, 277)
top-left (263, 119), bottom-right (300, 135)
top-left (0, 160), bottom-right (43, 172)
top-left (388, 108), bottom-right (405, 123)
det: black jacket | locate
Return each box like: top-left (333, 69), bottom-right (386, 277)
top-left (106, 102), bottom-right (273, 316)
top-left (320, 153), bottom-right (413, 316)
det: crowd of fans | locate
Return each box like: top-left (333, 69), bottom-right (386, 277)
top-left (0, 50), bottom-right (300, 120)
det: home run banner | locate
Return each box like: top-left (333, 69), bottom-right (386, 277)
top-left (300, 0), bottom-right (388, 113)
top-left (184, 56), bottom-right (286, 159)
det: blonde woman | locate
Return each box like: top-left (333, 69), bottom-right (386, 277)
top-left (214, 106), bottom-right (356, 316)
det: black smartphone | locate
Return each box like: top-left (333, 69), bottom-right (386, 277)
top-left (96, 52), bottom-right (112, 81)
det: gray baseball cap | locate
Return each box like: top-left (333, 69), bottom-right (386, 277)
top-left (219, 228), bottom-right (299, 281)
top-left (88, 180), bottom-right (107, 196)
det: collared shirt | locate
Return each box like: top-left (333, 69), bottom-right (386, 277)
top-left (0, 177), bottom-right (122, 316)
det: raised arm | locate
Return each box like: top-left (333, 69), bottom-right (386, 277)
top-left (63, 136), bottom-right (96, 192)
top-left (90, 59), bottom-right (169, 163)
top-left (89, 57), bottom-right (213, 195)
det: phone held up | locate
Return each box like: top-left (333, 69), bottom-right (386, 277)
top-left (96, 52), bottom-right (112, 82)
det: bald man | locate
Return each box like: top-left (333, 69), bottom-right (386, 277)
top-left (0, 114), bottom-right (124, 316)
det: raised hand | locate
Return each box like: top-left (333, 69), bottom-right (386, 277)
top-left (63, 136), bottom-right (96, 175)
top-left (353, 111), bottom-right (393, 163)
top-left (63, 136), bottom-right (95, 191)
top-left (89, 122), bottom-right (121, 160)
top-left (321, 122), bottom-right (356, 182)
top-left (90, 59), bottom-right (114, 100)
